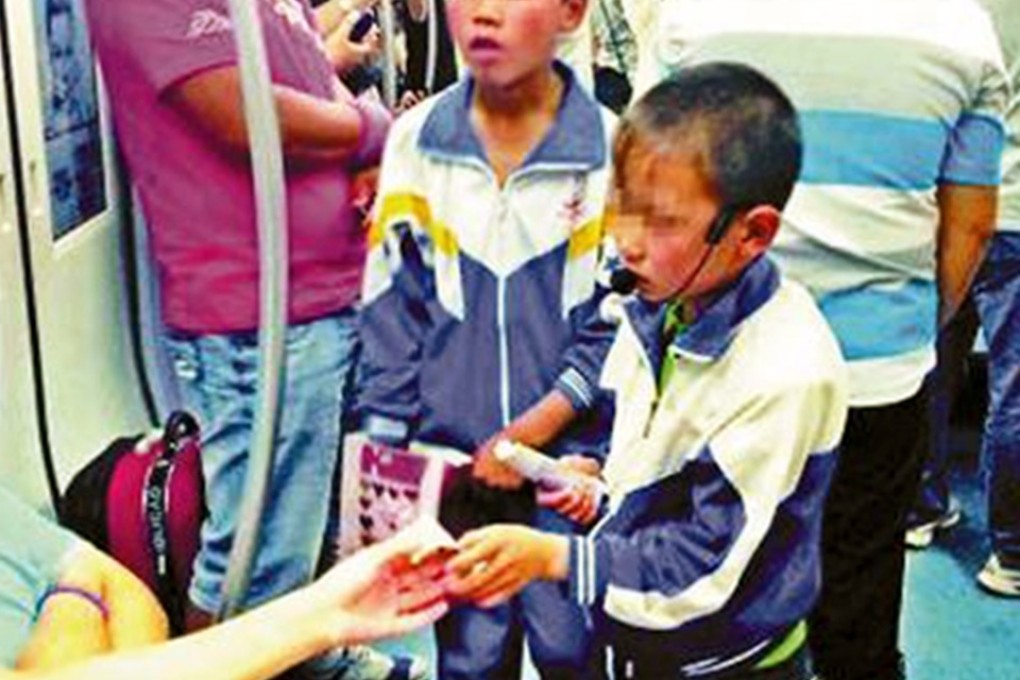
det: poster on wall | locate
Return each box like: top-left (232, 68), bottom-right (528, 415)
top-left (33, 0), bottom-right (106, 239)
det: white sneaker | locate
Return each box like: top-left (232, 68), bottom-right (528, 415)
top-left (904, 508), bottom-right (961, 549)
top-left (976, 555), bottom-right (1020, 597)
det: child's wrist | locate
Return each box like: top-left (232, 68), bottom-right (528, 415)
top-left (540, 534), bottom-right (570, 581)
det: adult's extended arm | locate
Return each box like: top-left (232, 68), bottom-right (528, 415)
top-left (6, 535), bottom-right (447, 680)
top-left (166, 66), bottom-right (375, 163)
top-left (936, 183), bottom-right (998, 324)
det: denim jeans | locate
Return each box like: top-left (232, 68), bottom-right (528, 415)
top-left (974, 233), bottom-right (1020, 564)
top-left (909, 299), bottom-right (978, 525)
top-left (165, 309), bottom-right (359, 613)
top-left (911, 232), bottom-right (1020, 564)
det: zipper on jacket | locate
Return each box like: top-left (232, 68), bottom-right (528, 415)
top-left (492, 183), bottom-right (512, 427)
top-left (488, 167), bottom-right (573, 429)
top-left (497, 274), bottom-right (511, 426)
top-left (643, 356), bottom-right (671, 437)
top-left (639, 345), bottom-right (661, 438)
top-left (643, 397), bottom-right (658, 439)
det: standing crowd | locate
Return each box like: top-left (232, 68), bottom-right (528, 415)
top-left (1, 0), bottom-right (1017, 679)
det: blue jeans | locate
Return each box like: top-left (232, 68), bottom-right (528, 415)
top-left (909, 309), bottom-right (976, 526)
top-left (974, 233), bottom-right (1020, 564)
top-left (165, 309), bottom-right (359, 613)
top-left (912, 232), bottom-right (1020, 563)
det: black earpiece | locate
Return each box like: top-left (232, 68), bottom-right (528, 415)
top-left (705, 206), bottom-right (739, 245)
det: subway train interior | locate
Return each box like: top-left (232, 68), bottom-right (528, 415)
top-left (1, 0), bottom-right (1019, 678)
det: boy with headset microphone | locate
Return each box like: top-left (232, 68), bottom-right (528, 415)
top-left (446, 63), bottom-right (849, 680)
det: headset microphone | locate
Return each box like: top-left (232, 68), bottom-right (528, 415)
top-left (609, 207), bottom-right (740, 300)
top-left (665, 206), bottom-right (740, 301)
top-left (610, 268), bottom-right (638, 294)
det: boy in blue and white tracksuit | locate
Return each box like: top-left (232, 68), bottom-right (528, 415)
top-left (447, 64), bottom-right (848, 679)
top-left (358, 58), bottom-right (615, 677)
top-left (359, 68), bottom-right (614, 458)
top-left (572, 256), bottom-right (846, 678)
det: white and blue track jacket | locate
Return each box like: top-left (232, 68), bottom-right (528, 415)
top-left (570, 258), bottom-right (849, 675)
top-left (359, 65), bottom-right (616, 453)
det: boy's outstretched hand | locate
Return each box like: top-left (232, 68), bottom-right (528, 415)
top-left (445, 526), bottom-right (569, 608)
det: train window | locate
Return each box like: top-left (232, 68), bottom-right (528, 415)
top-left (32, 0), bottom-right (106, 239)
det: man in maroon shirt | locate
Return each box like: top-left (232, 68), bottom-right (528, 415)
top-left (84, 0), bottom-right (414, 676)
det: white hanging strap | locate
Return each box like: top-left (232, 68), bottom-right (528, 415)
top-left (425, 0), bottom-right (438, 93)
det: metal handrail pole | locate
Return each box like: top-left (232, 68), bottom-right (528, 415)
top-left (219, 0), bottom-right (289, 620)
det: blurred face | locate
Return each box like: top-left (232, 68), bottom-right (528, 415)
top-left (607, 137), bottom-right (763, 304)
top-left (446, 0), bottom-right (583, 89)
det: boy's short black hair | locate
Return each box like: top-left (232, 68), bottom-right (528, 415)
top-left (615, 62), bottom-right (802, 212)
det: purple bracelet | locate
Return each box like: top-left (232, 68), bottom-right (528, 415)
top-left (39, 585), bottom-right (109, 620)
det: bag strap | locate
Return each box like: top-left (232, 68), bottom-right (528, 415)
top-left (143, 411), bottom-right (199, 634)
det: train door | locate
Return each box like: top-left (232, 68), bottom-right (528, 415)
top-left (0, 16), bottom-right (49, 508)
top-left (0, 0), bottom-right (151, 507)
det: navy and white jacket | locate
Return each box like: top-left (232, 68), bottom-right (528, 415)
top-left (358, 64), bottom-right (616, 453)
top-left (570, 258), bottom-right (848, 675)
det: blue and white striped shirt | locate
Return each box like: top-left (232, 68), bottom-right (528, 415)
top-left (642, 0), bottom-right (1009, 405)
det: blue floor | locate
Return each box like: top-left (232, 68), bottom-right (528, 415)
top-left (379, 434), bottom-right (1020, 679)
top-left (902, 443), bottom-right (1019, 680)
